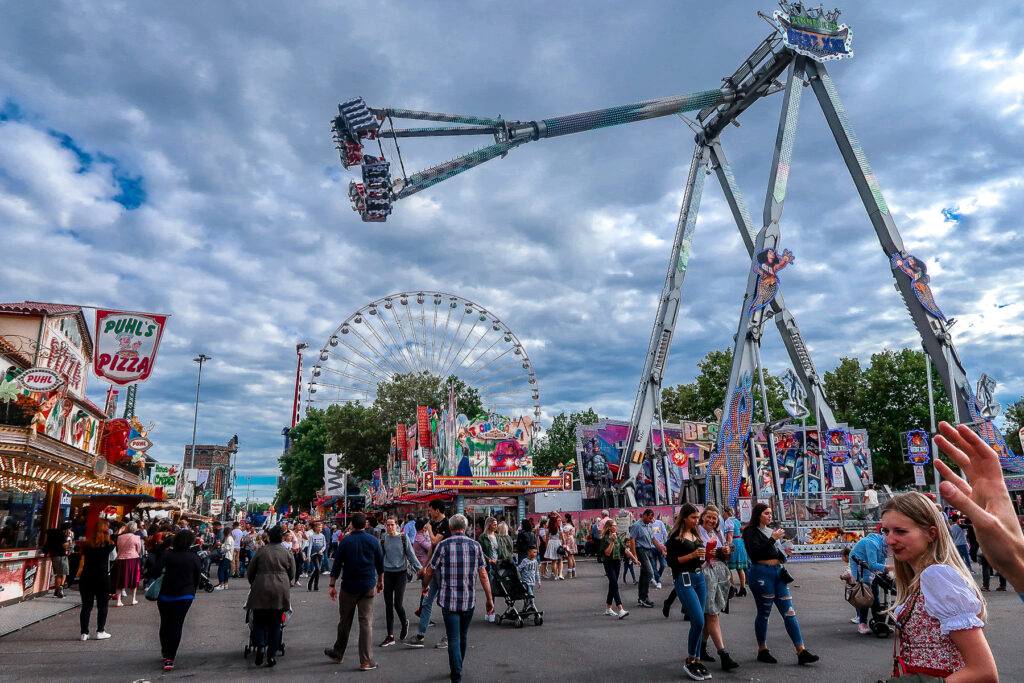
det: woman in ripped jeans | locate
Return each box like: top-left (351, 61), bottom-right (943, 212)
top-left (741, 503), bottom-right (819, 666)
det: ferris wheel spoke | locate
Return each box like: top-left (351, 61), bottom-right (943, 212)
top-left (373, 312), bottom-right (416, 376)
top-left (362, 314), bottom-right (410, 374)
top-left (318, 365), bottom-right (380, 386)
top-left (419, 301), bottom-right (430, 373)
top-left (476, 375), bottom-right (528, 392)
top-left (464, 356), bottom-right (520, 384)
top-left (333, 335), bottom-right (396, 381)
top-left (460, 334), bottom-right (504, 379)
top-left (446, 323), bottom-right (489, 378)
top-left (429, 300), bottom-right (440, 374)
top-left (439, 312), bottom-right (475, 378)
top-left (437, 309), bottom-right (468, 377)
top-left (433, 300), bottom-right (455, 375)
top-left (403, 300), bottom-right (428, 374)
top-left (346, 324), bottom-right (405, 376)
top-left (387, 305), bottom-right (420, 376)
top-left (332, 354), bottom-right (386, 386)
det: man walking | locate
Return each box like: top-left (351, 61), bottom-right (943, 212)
top-left (650, 513), bottom-right (668, 587)
top-left (230, 522), bottom-right (243, 577)
top-left (406, 499), bottom-right (451, 648)
top-left (628, 509), bottom-right (666, 608)
top-left (421, 513), bottom-right (493, 683)
top-left (324, 513), bottom-right (384, 672)
top-left (863, 484), bottom-right (880, 521)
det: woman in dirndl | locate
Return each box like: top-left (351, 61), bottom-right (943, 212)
top-left (113, 521), bottom-right (143, 606)
top-left (723, 506), bottom-right (748, 597)
top-left (698, 505), bottom-right (740, 672)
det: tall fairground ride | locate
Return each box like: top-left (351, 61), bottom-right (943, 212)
top-left (330, 2), bottom-right (1021, 507)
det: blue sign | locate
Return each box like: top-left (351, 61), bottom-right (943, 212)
top-left (60, 491), bottom-right (72, 507)
top-left (906, 430), bottom-right (931, 465)
top-left (773, 5), bottom-right (853, 63)
top-left (823, 429), bottom-right (851, 465)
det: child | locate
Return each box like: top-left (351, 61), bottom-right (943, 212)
top-left (517, 546), bottom-right (541, 612)
top-left (838, 546), bottom-right (859, 624)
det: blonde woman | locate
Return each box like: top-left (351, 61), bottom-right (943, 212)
top-left (881, 491), bottom-right (997, 681)
top-left (697, 505), bottom-right (739, 672)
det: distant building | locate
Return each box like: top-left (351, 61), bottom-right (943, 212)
top-left (184, 438), bottom-right (237, 514)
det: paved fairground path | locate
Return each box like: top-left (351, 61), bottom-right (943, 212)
top-left (1, 559), bottom-right (1021, 682)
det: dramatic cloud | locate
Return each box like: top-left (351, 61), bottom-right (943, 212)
top-left (1, 1), bottom-right (1021, 498)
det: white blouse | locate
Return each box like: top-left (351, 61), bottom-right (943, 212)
top-left (894, 564), bottom-right (984, 635)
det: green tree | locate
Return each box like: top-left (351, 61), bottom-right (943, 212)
top-left (532, 408), bottom-right (599, 477)
top-left (276, 408), bottom-right (330, 508)
top-left (1004, 397), bottom-right (1024, 456)
top-left (823, 357), bottom-right (866, 425)
top-left (323, 402), bottom-right (393, 480)
top-left (662, 347), bottom-right (785, 424)
top-left (374, 371), bottom-right (482, 427)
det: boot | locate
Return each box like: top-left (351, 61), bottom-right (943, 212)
top-left (737, 586), bottom-right (747, 597)
top-left (700, 644), bottom-right (715, 662)
top-left (757, 649), bottom-right (777, 664)
top-left (720, 650), bottom-right (740, 671)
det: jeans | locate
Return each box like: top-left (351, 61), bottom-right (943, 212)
top-left (857, 581), bottom-right (881, 624)
top-left (748, 563), bottom-right (803, 648)
top-left (417, 574), bottom-right (440, 637)
top-left (333, 589), bottom-right (375, 666)
top-left (603, 561), bottom-right (622, 607)
top-left (652, 549), bottom-right (666, 582)
top-left (292, 551), bottom-right (303, 582)
top-left (79, 582), bottom-right (109, 634)
top-left (523, 584), bottom-right (536, 610)
top-left (218, 558), bottom-right (231, 585)
top-left (252, 609), bottom-right (283, 657)
top-left (157, 598), bottom-right (193, 659)
top-left (307, 555), bottom-right (323, 590)
top-left (674, 571), bottom-right (706, 658)
top-left (981, 556), bottom-right (1005, 590)
top-left (382, 571), bottom-right (408, 635)
top-left (955, 544), bottom-right (972, 571)
top-left (636, 547), bottom-right (654, 601)
top-left (621, 558), bottom-right (636, 583)
top-left (441, 607), bottom-right (474, 683)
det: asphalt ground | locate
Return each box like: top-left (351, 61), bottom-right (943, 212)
top-left (0, 558), bottom-right (1021, 682)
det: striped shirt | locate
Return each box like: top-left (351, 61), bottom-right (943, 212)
top-left (430, 533), bottom-right (485, 612)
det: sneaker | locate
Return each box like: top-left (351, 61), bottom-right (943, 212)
top-left (797, 649), bottom-right (819, 665)
top-left (996, 586), bottom-right (1007, 591)
top-left (404, 635), bottom-right (425, 648)
top-left (857, 623), bottom-right (872, 635)
top-left (96, 631), bottom-right (112, 640)
top-left (637, 599), bottom-right (655, 608)
top-left (435, 636), bottom-right (448, 649)
top-left (655, 582), bottom-right (663, 590)
top-left (400, 620), bottom-right (410, 640)
top-left (695, 662), bottom-right (711, 679)
top-left (617, 608), bottom-right (629, 619)
top-left (163, 659), bottom-right (174, 671)
top-left (80, 634), bottom-right (89, 641)
top-left (360, 663), bottom-right (379, 672)
top-left (379, 635), bottom-right (395, 647)
top-left (323, 647), bottom-right (343, 662)
top-left (604, 607), bottom-right (617, 616)
top-left (255, 645), bottom-right (265, 666)
top-left (683, 660), bottom-right (704, 681)
top-left (849, 616), bottom-right (861, 623)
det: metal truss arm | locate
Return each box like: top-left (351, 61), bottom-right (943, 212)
top-left (806, 60), bottom-right (973, 423)
top-left (618, 142), bottom-right (711, 506)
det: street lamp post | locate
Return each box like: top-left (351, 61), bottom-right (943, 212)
top-left (187, 354), bottom-right (212, 512)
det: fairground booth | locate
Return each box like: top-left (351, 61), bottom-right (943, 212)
top-left (1, 303), bottom-right (146, 604)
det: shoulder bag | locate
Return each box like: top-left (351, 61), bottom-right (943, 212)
top-left (846, 580), bottom-right (875, 609)
top-left (145, 571), bottom-right (164, 601)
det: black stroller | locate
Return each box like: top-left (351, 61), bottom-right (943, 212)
top-left (243, 607), bottom-right (292, 659)
top-left (852, 556), bottom-right (896, 637)
top-left (491, 559), bottom-right (543, 628)
top-left (189, 544), bottom-right (217, 593)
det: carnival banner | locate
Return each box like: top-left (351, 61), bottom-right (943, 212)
top-left (417, 406), bottom-right (430, 449)
top-left (324, 453), bottom-right (347, 496)
top-left (92, 308), bottom-right (169, 386)
top-left (152, 462), bottom-right (178, 496)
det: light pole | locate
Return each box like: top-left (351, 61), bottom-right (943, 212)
top-left (188, 354), bottom-right (212, 512)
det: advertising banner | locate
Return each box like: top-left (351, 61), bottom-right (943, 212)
top-left (823, 429), bottom-right (851, 465)
top-left (913, 465), bottom-right (927, 487)
top-left (93, 309), bottom-right (170, 386)
top-left (324, 453), bottom-right (347, 496)
top-left (152, 463), bottom-right (178, 496)
top-left (906, 430), bottom-right (931, 465)
top-left (396, 424), bottom-right (407, 461)
top-left (210, 499), bottom-right (224, 515)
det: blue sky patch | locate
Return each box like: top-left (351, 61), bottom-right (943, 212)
top-left (941, 206), bottom-right (960, 222)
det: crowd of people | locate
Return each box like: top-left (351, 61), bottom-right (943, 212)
top-left (41, 421), bottom-right (1024, 680)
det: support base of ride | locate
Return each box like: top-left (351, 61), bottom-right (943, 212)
top-left (0, 591), bottom-right (81, 637)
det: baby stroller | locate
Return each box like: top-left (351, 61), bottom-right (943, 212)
top-left (491, 559), bottom-right (543, 628)
top-left (853, 556), bottom-right (896, 637)
top-left (189, 544), bottom-right (217, 593)
top-left (243, 607), bottom-right (292, 659)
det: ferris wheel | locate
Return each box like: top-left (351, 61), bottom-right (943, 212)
top-left (306, 291), bottom-right (540, 420)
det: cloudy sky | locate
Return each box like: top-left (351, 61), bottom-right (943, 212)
top-left (2, 1), bottom-right (1022, 500)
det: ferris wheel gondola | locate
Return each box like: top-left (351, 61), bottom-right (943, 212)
top-left (306, 291), bottom-right (541, 421)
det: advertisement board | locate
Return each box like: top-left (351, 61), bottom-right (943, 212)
top-left (92, 309), bottom-right (169, 386)
top-left (152, 462), bottom-right (178, 496)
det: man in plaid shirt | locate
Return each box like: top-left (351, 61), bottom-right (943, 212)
top-left (422, 514), bottom-right (494, 683)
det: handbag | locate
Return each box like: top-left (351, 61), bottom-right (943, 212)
top-left (779, 565), bottom-right (795, 584)
top-left (846, 580), bottom-right (875, 609)
top-left (145, 571), bottom-right (164, 601)
top-left (557, 545), bottom-right (568, 557)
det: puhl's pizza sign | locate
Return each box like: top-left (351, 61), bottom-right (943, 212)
top-left (93, 309), bottom-right (170, 386)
